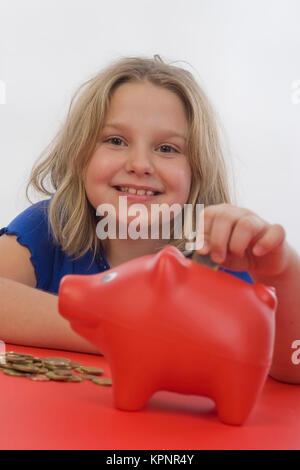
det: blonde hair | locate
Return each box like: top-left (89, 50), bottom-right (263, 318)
top-left (26, 54), bottom-right (233, 263)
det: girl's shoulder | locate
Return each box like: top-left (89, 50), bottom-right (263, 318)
top-left (0, 199), bottom-right (52, 249)
top-left (0, 199), bottom-right (56, 291)
top-left (0, 199), bottom-right (106, 294)
top-left (0, 199), bottom-right (51, 236)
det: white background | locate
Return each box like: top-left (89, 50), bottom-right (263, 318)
top-left (0, 0), bottom-right (299, 252)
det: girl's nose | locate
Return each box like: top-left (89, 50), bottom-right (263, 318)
top-left (124, 147), bottom-right (154, 175)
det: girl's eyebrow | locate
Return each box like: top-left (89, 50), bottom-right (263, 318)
top-left (104, 122), bottom-right (187, 142)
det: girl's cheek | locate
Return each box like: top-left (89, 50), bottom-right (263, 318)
top-left (86, 152), bottom-right (113, 181)
top-left (173, 164), bottom-right (192, 196)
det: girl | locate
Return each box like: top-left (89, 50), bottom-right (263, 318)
top-left (0, 55), bottom-right (299, 383)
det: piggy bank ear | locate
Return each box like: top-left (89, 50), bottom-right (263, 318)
top-left (151, 245), bottom-right (189, 285)
top-left (254, 284), bottom-right (277, 310)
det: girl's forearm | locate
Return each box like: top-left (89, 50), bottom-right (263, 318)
top-left (250, 244), bottom-right (300, 384)
top-left (0, 276), bottom-right (101, 355)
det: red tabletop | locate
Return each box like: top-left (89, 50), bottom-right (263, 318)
top-left (1, 343), bottom-right (300, 450)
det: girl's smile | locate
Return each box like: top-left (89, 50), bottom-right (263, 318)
top-left (112, 184), bottom-right (163, 202)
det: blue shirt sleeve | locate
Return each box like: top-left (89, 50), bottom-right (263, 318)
top-left (218, 266), bottom-right (254, 284)
top-left (0, 199), bottom-right (110, 294)
top-left (0, 200), bottom-right (55, 291)
top-left (184, 252), bottom-right (254, 284)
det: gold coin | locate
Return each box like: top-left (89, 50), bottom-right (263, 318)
top-left (91, 377), bottom-right (112, 386)
top-left (44, 357), bottom-right (71, 364)
top-left (67, 375), bottom-right (83, 382)
top-left (1, 352), bottom-right (107, 386)
top-left (44, 361), bottom-right (72, 370)
top-left (52, 369), bottom-right (74, 377)
top-left (35, 367), bottom-right (49, 374)
top-left (75, 366), bottom-right (104, 375)
top-left (30, 374), bottom-right (51, 381)
top-left (69, 362), bottom-right (83, 368)
top-left (6, 356), bottom-right (28, 364)
top-left (46, 371), bottom-right (70, 381)
top-left (79, 374), bottom-right (100, 381)
top-left (9, 363), bottom-right (42, 373)
top-left (2, 368), bottom-right (31, 377)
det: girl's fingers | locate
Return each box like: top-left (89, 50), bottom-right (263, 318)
top-left (228, 214), bottom-right (267, 258)
top-left (197, 204), bottom-right (251, 262)
top-left (196, 204), bottom-right (287, 274)
top-left (208, 206), bottom-right (247, 262)
top-left (252, 223), bottom-right (286, 256)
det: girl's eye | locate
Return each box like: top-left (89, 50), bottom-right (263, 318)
top-left (105, 137), bottom-right (125, 146)
top-left (159, 144), bottom-right (178, 153)
top-left (104, 137), bottom-right (179, 153)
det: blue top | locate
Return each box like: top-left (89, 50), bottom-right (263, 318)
top-left (0, 199), bottom-right (253, 294)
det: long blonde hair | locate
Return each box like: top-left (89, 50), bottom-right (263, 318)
top-left (26, 54), bottom-right (233, 262)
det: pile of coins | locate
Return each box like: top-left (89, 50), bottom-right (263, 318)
top-left (0, 351), bottom-right (112, 386)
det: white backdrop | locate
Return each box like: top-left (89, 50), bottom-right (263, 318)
top-left (0, 0), bottom-right (299, 252)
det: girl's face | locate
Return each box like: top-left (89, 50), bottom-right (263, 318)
top-left (84, 81), bottom-right (192, 228)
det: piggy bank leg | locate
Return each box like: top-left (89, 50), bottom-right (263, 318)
top-left (111, 359), bottom-right (158, 411)
top-left (213, 360), bottom-right (269, 426)
top-left (113, 381), bottom-right (154, 411)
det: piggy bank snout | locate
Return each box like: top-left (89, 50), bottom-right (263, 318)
top-left (58, 274), bottom-right (90, 322)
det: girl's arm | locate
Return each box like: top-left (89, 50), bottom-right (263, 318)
top-left (0, 235), bottom-right (100, 354)
top-left (197, 203), bottom-right (300, 384)
top-left (0, 276), bottom-right (101, 354)
top-left (249, 243), bottom-right (300, 384)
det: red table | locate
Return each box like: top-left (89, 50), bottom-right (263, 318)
top-left (1, 343), bottom-right (300, 450)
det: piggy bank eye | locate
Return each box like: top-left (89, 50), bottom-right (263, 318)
top-left (101, 272), bottom-right (118, 283)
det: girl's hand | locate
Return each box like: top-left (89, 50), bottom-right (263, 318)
top-left (196, 203), bottom-right (290, 278)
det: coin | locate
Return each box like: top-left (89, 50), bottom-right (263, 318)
top-left (91, 377), bottom-right (112, 386)
top-left (69, 362), bottom-right (83, 368)
top-left (44, 357), bottom-right (72, 364)
top-left (0, 351), bottom-right (109, 386)
top-left (79, 374), bottom-right (100, 381)
top-left (6, 356), bottom-right (28, 364)
top-left (67, 375), bottom-right (83, 383)
top-left (44, 361), bottom-right (72, 370)
top-left (2, 368), bottom-right (31, 377)
top-left (35, 367), bottom-right (49, 374)
top-left (51, 369), bottom-right (74, 377)
top-left (191, 251), bottom-right (219, 270)
top-left (46, 371), bottom-right (71, 381)
top-left (12, 353), bottom-right (35, 360)
top-left (9, 363), bottom-right (42, 373)
top-left (75, 366), bottom-right (104, 375)
top-left (30, 374), bottom-right (51, 381)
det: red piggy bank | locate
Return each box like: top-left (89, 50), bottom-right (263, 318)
top-left (58, 245), bottom-right (277, 426)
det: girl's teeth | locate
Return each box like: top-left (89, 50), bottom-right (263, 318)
top-left (128, 188), bottom-right (137, 194)
top-left (119, 187), bottom-right (155, 196)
